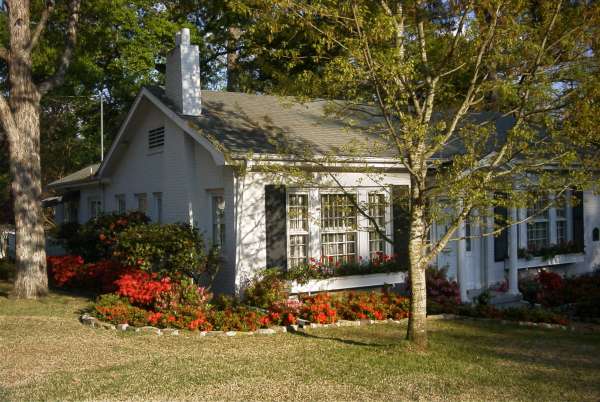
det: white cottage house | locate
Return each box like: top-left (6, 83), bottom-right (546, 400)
top-left (48, 29), bottom-right (600, 299)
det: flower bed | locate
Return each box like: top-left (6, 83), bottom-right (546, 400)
top-left (519, 270), bottom-right (600, 322)
top-left (86, 268), bottom-right (412, 332)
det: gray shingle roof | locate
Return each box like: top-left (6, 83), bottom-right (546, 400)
top-left (48, 163), bottom-right (100, 188)
top-left (147, 86), bottom-right (516, 160)
top-left (147, 86), bottom-right (391, 156)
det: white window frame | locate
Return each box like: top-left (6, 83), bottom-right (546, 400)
top-left (88, 197), bottom-right (102, 220)
top-left (367, 191), bottom-right (390, 259)
top-left (135, 193), bottom-right (147, 214)
top-left (153, 192), bottom-right (163, 223)
top-left (115, 194), bottom-right (126, 214)
top-left (465, 214), bottom-right (472, 253)
top-left (211, 193), bottom-right (225, 249)
top-left (320, 191), bottom-right (359, 265)
top-left (285, 188), bottom-right (393, 269)
top-left (287, 191), bottom-right (310, 268)
top-left (527, 197), bottom-right (549, 250)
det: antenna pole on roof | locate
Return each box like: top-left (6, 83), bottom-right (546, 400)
top-left (100, 93), bottom-right (104, 162)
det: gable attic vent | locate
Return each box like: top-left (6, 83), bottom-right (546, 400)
top-left (148, 127), bottom-right (165, 150)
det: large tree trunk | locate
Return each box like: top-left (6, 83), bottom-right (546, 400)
top-left (6, 1), bottom-right (48, 298)
top-left (407, 180), bottom-right (427, 347)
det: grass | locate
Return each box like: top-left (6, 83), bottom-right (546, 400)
top-left (1, 281), bottom-right (600, 401)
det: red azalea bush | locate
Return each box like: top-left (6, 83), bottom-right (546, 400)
top-left (333, 291), bottom-right (410, 321)
top-left (92, 276), bottom-right (214, 331)
top-left (520, 270), bottom-right (600, 320)
top-left (48, 255), bottom-right (133, 293)
top-left (299, 293), bottom-right (338, 324)
top-left (114, 271), bottom-right (172, 306)
top-left (423, 267), bottom-right (461, 314)
top-left (536, 271), bottom-right (565, 307)
top-left (261, 299), bottom-right (301, 326)
top-left (47, 255), bottom-right (85, 287)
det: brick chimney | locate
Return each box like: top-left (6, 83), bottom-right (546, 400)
top-left (166, 28), bottom-right (201, 116)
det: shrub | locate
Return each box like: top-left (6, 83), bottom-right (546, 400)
top-left (114, 271), bottom-right (172, 306)
top-left (425, 266), bottom-right (461, 309)
top-left (262, 299), bottom-right (301, 326)
top-left (244, 268), bottom-right (290, 309)
top-left (331, 291), bottom-right (410, 321)
top-left (209, 307), bottom-right (265, 331)
top-left (93, 294), bottom-right (149, 326)
top-left (300, 293), bottom-right (337, 324)
top-left (92, 276), bottom-right (214, 330)
top-left (57, 212), bottom-right (149, 261)
top-left (47, 256), bottom-right (133, 293)
top-left (536, 271), bottom-right (565, 307)
top-left (0, 259), bottom-right (15, 281)
top-left (113, 223), bottom-right (215, 279)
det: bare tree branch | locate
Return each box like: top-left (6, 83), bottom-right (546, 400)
top-left (27, 0), bottom-right (55, 52)
top-left (38, 0), bottom-right (80, 95)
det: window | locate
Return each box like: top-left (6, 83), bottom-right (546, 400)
top-left (368, 193), bottom-right (386, 258)
top-left (64, 201), bottom-right (78, 223)
top-left (89, 198), bottom-right (102, 220)
top-left (288, 193), bottom-right (309, 268)
top-left (153, 192), bottom-right (163, 223)
top-left (212, 195), bottom-right (225, 249)
top-left (115, 194), bottom-right (126, 214)
top-left (321, 193), bottom-right (357, 264)
top-left (148, 127), bottom-right (165, 150)
top-left (556, 198), bottom-right (568, 245)
top-left (593, 228), bottom-right (599, 242)
top-left (465, 215), bottom-right (472, 252)
top-left (135, 193), bottom-right (147, 214)
top-left (527, 198), bottom-right (549, 251)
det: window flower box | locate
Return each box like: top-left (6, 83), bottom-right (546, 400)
top-left (516, 253), bottom-right (585, 270)
top-left (290, 271), bottom-right (407, 294)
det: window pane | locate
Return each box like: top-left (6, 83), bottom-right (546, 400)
top-left (289, 194), bottom-right (308, 231)
top-left (321, 194), bottom-right (356, 230)
top-left (212, 196), bottom-right (225, 248)
top-left (289, 234), bottom-right (308, 267)
top-left (135, 194), bottom-right (147, 214)
top-left (527, 221), bottom-right (548, 250)
top-left (369, 230), bottom-right (384, 258)
top-left (465, 217), bottom-right (472, 252)
top-left (557, 220), bottom-right (567, 244)
top-left (321, 232), bottom-right (357, 264)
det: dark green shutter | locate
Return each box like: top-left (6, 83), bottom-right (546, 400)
top-left (265, 185), bottom-right (287, 269)
top-left (392, 185), bottom-right (410, 270)
top-left (573, 190), bottom-right (584, 252)
top-left (494, 205), bottom-right (509, 262)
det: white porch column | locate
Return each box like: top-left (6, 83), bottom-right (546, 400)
top-left (457, 219), bottom-right (469, 302)
top-left (508, 207), bottom-right (520, 295)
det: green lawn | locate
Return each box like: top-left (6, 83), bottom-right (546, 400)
top-left (1, 281), bottom-right (600, 401)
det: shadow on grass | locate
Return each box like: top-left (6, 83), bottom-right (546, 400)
top-left (289, 327), bottom-right (406, 348)
top-left (433, 320), bottom-right (600, 372)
